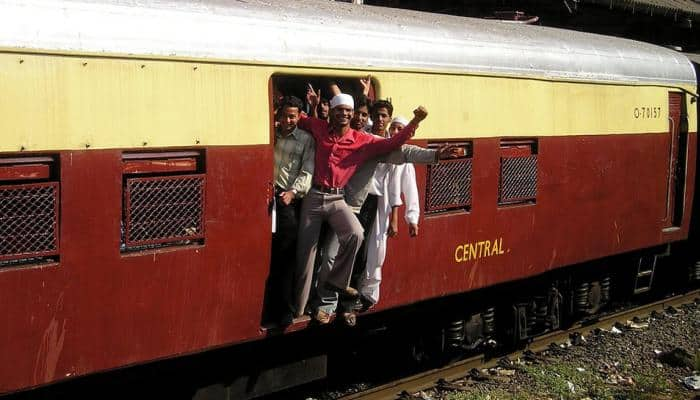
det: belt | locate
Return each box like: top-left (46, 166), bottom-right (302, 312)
top-left (313, 183), bottom-right (344, 195)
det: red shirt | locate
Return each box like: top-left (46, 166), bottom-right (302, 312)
top-left (297, 117), bottom-right (415, 188)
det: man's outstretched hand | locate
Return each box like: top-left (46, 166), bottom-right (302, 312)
top-left (438, 144), bottom-right (466, 159)
top-left (412, 106), bottom-right (428, 122)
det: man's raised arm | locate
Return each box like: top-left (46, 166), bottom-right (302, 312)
top-left (296, 85), bottom-right (326, 139)
top-left (363, 106), bottom-right (429, 158)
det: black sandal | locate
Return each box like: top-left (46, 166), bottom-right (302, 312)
top-left (359, 294), bottom-right (375, 312)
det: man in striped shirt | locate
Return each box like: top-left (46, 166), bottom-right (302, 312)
top-left (266, 96), bottom-right (315, 325)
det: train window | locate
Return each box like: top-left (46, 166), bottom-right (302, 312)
top-left (0, 155), bottom-right (60, 268)
top-left (498, 139), bottom-right (538, 206)
top-left (120, 151), bottom-right (205, 253)
top-left (425, 142), bottom-right (473, 214)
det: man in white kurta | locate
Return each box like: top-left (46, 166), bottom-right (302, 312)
top-left (359, 116), bottom-right (420, 306)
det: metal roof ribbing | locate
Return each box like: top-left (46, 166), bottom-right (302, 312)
top-left (0, 0), bottom-right (696, 86)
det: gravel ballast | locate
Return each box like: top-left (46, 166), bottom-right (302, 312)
top-left (415, 298), bottom-right (700, 400)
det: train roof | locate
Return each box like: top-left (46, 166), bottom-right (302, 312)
top-left (0, 0), bottom-right (696, 86)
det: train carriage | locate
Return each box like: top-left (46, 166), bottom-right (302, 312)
top-left (0, 0), bottom-right (697, 396)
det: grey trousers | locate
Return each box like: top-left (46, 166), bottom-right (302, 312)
top-left (291, 189), bottom-right (364, 317)
top-left (315, 231), bottom-right (341, 314)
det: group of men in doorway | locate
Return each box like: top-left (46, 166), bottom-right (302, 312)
top-left (266, 77), bottom-right (459, 327)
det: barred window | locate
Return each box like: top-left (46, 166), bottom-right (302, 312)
top-left (499, 139), bottom-right (538, 206)
top-left (0, 156), bottom-right (60, 268)
top-left (121, 151), bottom-right (205, 253)
top-left (425, 142), bottom-right (473, 214)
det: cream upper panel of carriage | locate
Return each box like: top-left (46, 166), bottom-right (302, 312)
top-left (0, 0), bottom-right (695, 86)
top-left (0, 53), bottom-right (271, 151)
top-left (373, 72), bottom-right (698, 138)
top-left (0, 53), bottom-right (694, 153)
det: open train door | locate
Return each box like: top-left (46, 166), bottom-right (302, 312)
top-left (665, 92), bottom-right (688, 229)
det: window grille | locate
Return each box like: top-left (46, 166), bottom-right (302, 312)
top-left (122, 151), bottom-right (205, 252)
top-left (425, 142), bottom-right (473, 214)
top-left (0, 157), bottom-right (59, 267)
top-left (499, 139), bottom-right (538, 206)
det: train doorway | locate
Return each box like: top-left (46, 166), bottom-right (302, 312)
top-left (665, 92), bottom-right (688, 229)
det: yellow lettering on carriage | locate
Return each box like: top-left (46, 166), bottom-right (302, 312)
top-left (469, 243), bottom-right (477, 260)
top-left (454, 238), bottom-right (506, 263)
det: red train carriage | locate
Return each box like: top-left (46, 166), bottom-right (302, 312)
top-left (0, 0), bottom-right (697, 397)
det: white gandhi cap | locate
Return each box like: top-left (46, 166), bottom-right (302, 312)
top-left (391, 116), bottom-right (409, 127)
top-left (330, 93), bottom-right (354, 109)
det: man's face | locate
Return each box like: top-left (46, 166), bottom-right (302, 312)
top-left (330, 105), bottom-right (353, 128)
top-left (318, 101), bottom-right (330, 119)
top-left (388, 122), bottom-right (404, 137)
top-left (278, 106), bottom-right (300, 135)
top-left (372, 107), bottom-right (391, 135)
top-left (351, 105), bottom-right (369, 130)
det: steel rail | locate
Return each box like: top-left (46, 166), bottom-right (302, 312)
top-left (340, 289), bottom-right (700, 400)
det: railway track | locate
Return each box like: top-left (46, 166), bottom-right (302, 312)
top-left (339, 289), bottom-right (700, 400)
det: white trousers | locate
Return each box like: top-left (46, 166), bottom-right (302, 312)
top-left (358, 191), bottom-right (392, 304)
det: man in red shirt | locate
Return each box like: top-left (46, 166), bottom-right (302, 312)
top-left (290, 92), bottom-right (428, 322)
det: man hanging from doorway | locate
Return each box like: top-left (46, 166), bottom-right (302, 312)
top-left (288, 89), bottom-right (429, 324)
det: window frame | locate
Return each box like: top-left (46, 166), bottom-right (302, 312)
top-left (425, 141), bottom-right (474, 215)
top-left (498, 138), bottom-right (538, 207)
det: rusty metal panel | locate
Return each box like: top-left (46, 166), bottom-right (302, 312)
top-left (124, 174), bottom-right (205, 248)
top-left (0, 182), bottom-right (59, 262)
top-left (425, 158), bottom-right (472, 213)
top-left (0, 164), bottom-right (50, 181)
top-left (122, 158), bottom-right (198, 175)
top-left (499, 155), bottom-right (538, 204)
top-left (669, 92), bottom-right (682, 115)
